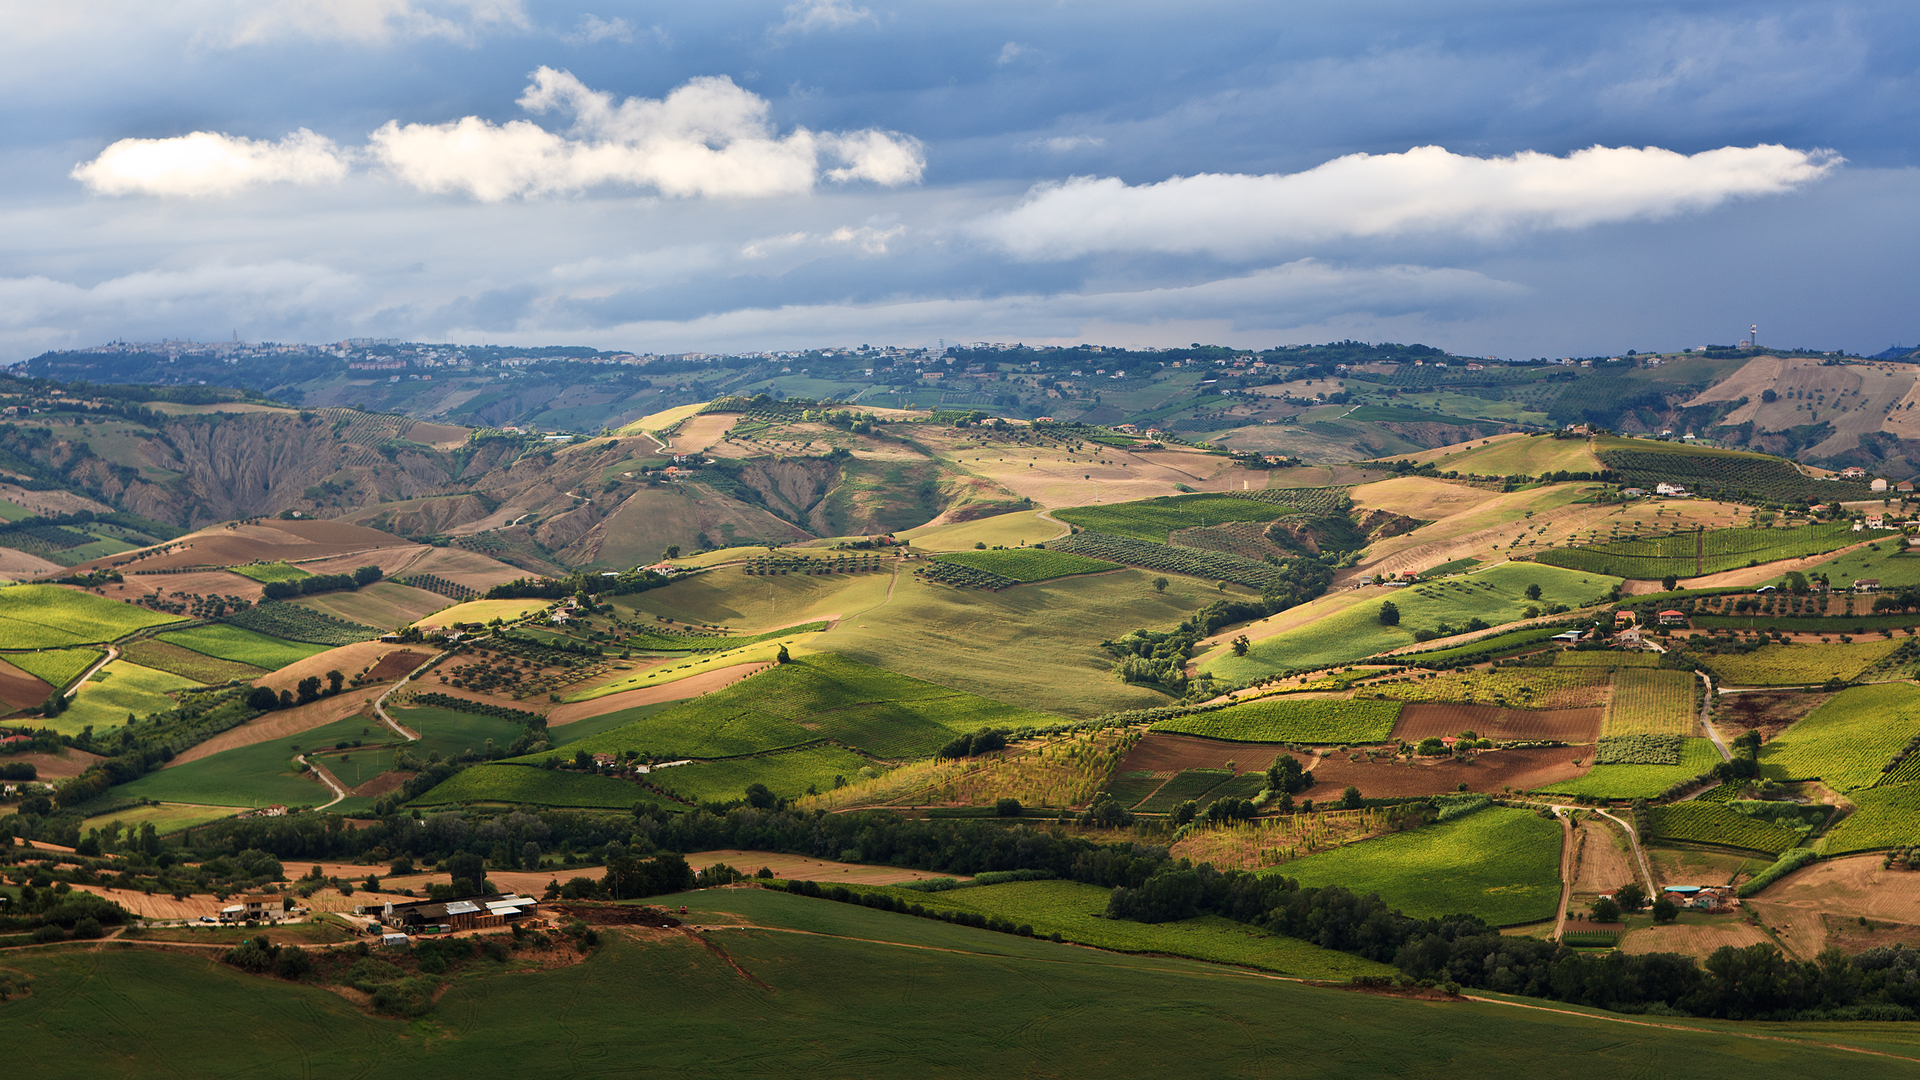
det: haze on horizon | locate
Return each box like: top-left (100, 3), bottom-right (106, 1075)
top-left (2, 0), bottom-right (1917, 362)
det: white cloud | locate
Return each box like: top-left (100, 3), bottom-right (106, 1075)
top-left (1032, 135), bottom-right (1105, 153)
top-left (997, 42), bottom-right (1029, 65)
top-left (71, 69), bottom-right (923, 202)
top-left (774, 0), bottom-right (873, 36)
top-left (976, 143), bottom-right (1841, 260)
top-left (740, 224), bottom-right (904, 259)
top-left (0, 262), bottom-right (367, 354)
top-left (71, 129), bottom-right (350, 197)
top-left (566, 14), bottom-right (634, 44)
top-left (222, 0), bottom-right (528, 46)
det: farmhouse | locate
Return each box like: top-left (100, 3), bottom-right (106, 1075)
top-left (1658, 610), bottom-right (1689, 627)
top-left (379, 893), bottom-right (540, 931)
top-left (218, 894), bottom-right (281, 924)
top-left (1867, 515), bottom-right (1886, 529)
top-left (1654, 482), bottom-right (1690, 497)
top-left (1872, 478), bottom-right (1889, 492)
top-left (1854, 579), bottom-right (1881, 594)
top-left (1840, 466), bottom-right (1868, 479)
top-left (1900, 481), bottom-right (1916, 494)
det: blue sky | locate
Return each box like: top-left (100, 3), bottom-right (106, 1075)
top-left (2, 0), bottom-right (1915, 359)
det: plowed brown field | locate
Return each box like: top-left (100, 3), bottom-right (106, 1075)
top-left (116, 570), bottom-right (264, 602)
top-left (1392, 703), bottom-right (1604, 744)
top-left (681, 849), bottom-right (971, 885)
top-left (0, 658), bottom-right (54, 711)
top-left (1303, 744), bottom-right (1591, 797)
top-left (1618, 922), bottom-right (1771, 960)
top-left (253, 641), bottom-right (412, 694)
top-left (1116, 733), bottom-right (1292, 775)
top-left (72, 520), bottom-right (418, 575)
top-left (1570, 818), bottom-right (1639, 896)
top-left (6, 748), bottom-right (103, 779)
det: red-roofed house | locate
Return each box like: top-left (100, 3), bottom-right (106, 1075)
top-left (1658, 610), bottom-right (1689, 626)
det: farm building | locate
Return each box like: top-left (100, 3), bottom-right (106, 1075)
top-left (1872, 478), bottom-right (1890, 492)
top-left (1658, 610), bottom-right (1688, 627)
top-left (1900, 481), bottom-right (1916, 494)
top-left (218, 894), bottom-right (282, 924)
top-left (1840, 466), bottom-right (1868, 479)
top-left (1854, 579), bottom-right (1881, 594)
top-left (378, 893), bottom-right (540, 931)
top-left (1654, 482), bottom-right (1690, 496)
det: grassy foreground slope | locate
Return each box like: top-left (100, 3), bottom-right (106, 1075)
top-left (5, 890), bottom-right (1918, 1078)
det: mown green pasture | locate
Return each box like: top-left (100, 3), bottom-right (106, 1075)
top-left (116, 714), bottom-right (379, 807)
top-left (1534, 522), bottom-right (1857, 579)
top-left (9, 894), bottom-right (1915, 1079)
top-left (930, 548), bottom-right (1120, 582)
top-left (1535, 738), bottom-right (1722, 800)
top-left (1822, 783), bottom-right (1920, 855)
top-left (1276, 807), bottom-right (1564, 926)
top-left (1701, 640), bottom-right (1905, 687)
top-left (1151, 698), bottom-right (1402, 744)
top-left (648, 745), bottom-right (877, 803)
top-left (540, 655), bottom-right (1062, 763)
top-left (1807, 543), bottom-right (1920, 590)
top-left (1202, 562), bottom-right (1620, 680)
top-left (0, 583), bottom-right (181, 647)
top-left (156, 624), bottom-right (332, 670)
top-left (119, 638), bottom-right (267, 684)
top-left (82, 801), bottom-right (238, 836)
top-left (1758, 683), bottom-right (1920, 791)
top-left (230, 561), bottom-right (313, 584)
top-left (1052, 493), bottom-right (1298, 543)
top-left (3, 646), bottom-right (103, 689)
top-left (58, 660), bottom-right (201, 734)
top-left (409, 763), bottom-right (669, 809)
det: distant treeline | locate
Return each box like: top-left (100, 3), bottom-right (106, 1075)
top-left (260, 564), bottom-right (382, 600)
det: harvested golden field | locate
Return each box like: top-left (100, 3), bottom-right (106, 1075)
top-left (1619, 922), bottom-right (1772, 961)
top-left (251, 640), bottom-right (419, 695)
top-left (71, 519), bottom-right (418, 575)
top-left (682, 849), bottom-right (970, 885)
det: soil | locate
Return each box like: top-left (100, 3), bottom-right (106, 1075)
top-left (165, 694), bottom-right (379, 767)
top-left (1116, 733), bottom-right (1292, 775)
top-left (65, 884), bottom-right (226, 921)
top-left (548, 663), bottom-right (771, 726)
top-left (69, 520), bottom-right (419, 576)
top-left (1302, 744), bottom-right (1592, 798)
top-left (1818, 913), bottom-right (1920, 954)
top-left (114, 570), bottom-right (265, 603)
top-left (665, 414), bottom-right (738, 456)
top-left (365, 650), bottom-right (431, 682)
top-left (4, 748), bottom-right (104, 780)
top-left (1392, 703), bottom-right (1603, 744)
top-left (395, 547), bottom-right (526, 590)
top-left (681, 849), bottom-right (973, 886)
top-left (1570, 818), bottom-right (1639, 897)
top-left (1746, 853), bottom-right (1920, 924)
top-left (0, 545), bottom-right (67, 582)
top-left (254, 642), bottom-right (418, 695)
top-left (295, 546), bottom-right (431, 579)
top-left (1618, 921), bottom-right (1772, 960)
top-left (402, 421), bottom-right (472, 448)
top-left (351, 769), bottom-right (414, 797)
top-left (1714, 689), bottom-right (1833, 742)
top-left (550, 903), bottom-right (683, 928)
top-left (0, 660), bottom-right (54, 713)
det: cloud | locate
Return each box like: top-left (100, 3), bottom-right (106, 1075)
top-left (774, 0), bottom-right (873, 36)
top-left (72, 69), bottom-right (924, 201)
top-left (1031, 135), bottom-right (1105, 153)
top-left (741, 224), bottom-right (904, 259)
top-left (71, 129), bottom-right (350, 197)
top-left (997, 42), bottom-right (1029, 65)
top-left (222, 0), bottom-right (528, 46)
top-left (566, 14), bottom-right (634, 45)
top-left (976, 144), bottom-right (1841, 260)
top-left (0, 262), bottom-right (367, 354)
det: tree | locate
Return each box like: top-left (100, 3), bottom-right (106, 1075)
top-left (1524, 583), bottom-right (1542, 601)
top-left (1589, 896), bottom-right (1622, 923)
top-left (325, 670), bottom-right (344, 695)
top-left (444, 851), bottom-right (487, 897)
top-left (775, 644), bottom-right (791, 664)
top-left (1231, 634), bottom-right (1251, 656)
top-left (995, 797), bottom-right (1022, 817)
top-left (1615, 882), bottom-right (1647, 912)
top-left (1662, 575), bottom-right (1678, 591)
top-left (296, 676), bottom-right (322, 704)
top-left (744, 783), bottom-right (776, 809)
top-left (1377, 601), bottom-right (1400, 626)
top-left (663, 546), bottom-right (681, 559)
top-left (1340, 785), bottom-right (1363, 810)
top-left (522, 841), bottom-right (542, 871)
top-left (1152, 576), bottom-right (1168, 593)
top-left (1651, 897), bottom-right (1679, 924)
top-left (1266, 754), bottom-right (1311, 794)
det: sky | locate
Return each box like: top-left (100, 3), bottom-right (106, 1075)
top-left (2, 0), bottom-right (1917, 360)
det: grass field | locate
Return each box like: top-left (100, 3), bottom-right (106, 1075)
top-left (81, 801), bottom-right (239, 836)
top-left (1534, 522), bottom-right (1857, 579)
top-left (1644, 802), bottom-right (1803, 856)
top-left (1202, 562), bottom-right (1620, 680)
top-left (899, 509), bottom-right (1067, 551)
top-left (1821, 783), bottom-right (1920, 855)
top-left (1375, 667), bottom-right (1612, 710)
top-left (851, 878), bottom-right (1393, 979)
top-left (1535, 738), bottom-right (1721, 799)
top-left (116, 713), bottom-right (380, 807)
top-left (119, 638), bottom-right (268, 684)
top-left (3, 646), bottom-right (103, 689)
top-left (0, 583), bottom-right (181, 647)
top-left (546, 654), bottom-right (1062, 763)
top-left (1417, 433), bottom-right (1605, 476)
top-left (1758, 683), bottom-right (1920, 791)
top-left (929, 548), bottom-right (1120, 582)
top-left (384, 706), bottom-right (534, 764)
top-left (58, 660), bottom-right (201, 733)
top-left (1556, 651), bottom-right (1662, 668)
top-left (648, 745), bottom-right (879, 803)
top-left (1701, 640), bottom-right (1906, 686)
top-left (295, 581), bottom-right (450, 630)
top-left (157, 624), bottom-right (333, 670)
top-left (1276, 807), bottom-right (1564, 925)
top-left (613, 566), bottom-right (890, 631)
top-left (1603, 668), bottom-right (1698, 737)
top-left (1400, 627), bottom-right (1566, 667)
top-left (1052, 493), bottom-right (1299, 542)
top-left (410, 763), bottom-right (669, 809)
top-left (411, 598), bottom-right (551, 630)
top-left (566, 634), bottom-right (820, 702)
top-left (1806, 543), bottom-right (1920, 590)
top-left (1151, 698), bottom-right (1402, 744)
top-left (9, 890), bottom-right (1910, 1079)
top-left (230, 561), bottom-right (312, 584)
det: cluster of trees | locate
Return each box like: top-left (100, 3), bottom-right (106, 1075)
top-left (484, 567), bottom-right (669, 601)
top-left (1108, 588), bottom-right (1333, 697)
top-left (244, 670), bottom-right (346, 712)
top-left (260, 564), bottom-right (381, 600)
top-left (937, 729), bottom-right (1009, 760)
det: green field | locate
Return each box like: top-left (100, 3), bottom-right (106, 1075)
top-left (1535, 738), bottom-right (1722, 799)
top-left (1151, 698), bottom-right (1402, 744)
top-left (119, 638), bottom-right (268, 684)
top-left (1133, 769), bottom-right (1234, 812)
top-left (157, 624), bottom-right (333, 670)
top-left (1052, 493), bottom-right (1299, 543)
top-left (1533, 522), bottom-right (1857, 579)
top-left (648, 745), bottom-right (879, 803)
top-left (1400, 626), bottom-right (1565, 667)
top-left (6, 889), bottom-right (1909, 1079)
top-left (386, 706), bottom-right (535, 763)
top-left (58, 660), bottom-right (202, 734)
top-left (852, 878), bottom-right (1392, 980)
top-left (1701, 639), bottom-right (1905, 687)
top-left (929, 548), bottom-right (1120, 582)
top-left (619, 620), bottom-right (830, 654)
top-left (116, 714), bottom-right (379, 807)
top-left (410, 763), bottom-right (669, 809)
top-left (225, 602), bottom-right (383, 645)
top-left (3, 646), bottom-right (103, 689)
top-left (1203, 562), bottom-right (1621, 680)
top-left (1806, 544), bottom-right (1920, 590)
top-left (230, 561), bottom-right (313, 584)
top-left (1822, 783), bottom-right (1920, 855)
top-left (1556, 650), bottom-right (1661, 668)
top-left (1758, 683), bottom-right (1920, 791)
top-left (1603, 668), bottom-right (1698, 737)
top-left (1276, 807), bottom-right (1564, 926)
top-left (541, 654), bottom-right (1062, 763)
top-left (1643, 802), bottom-right (1803, 856)
top-left (0, 583), bottom-right (181, 647)
top-left (82, 801), bottom-right (240, 836)
top-left (549, 701), bottom-right (682, 746)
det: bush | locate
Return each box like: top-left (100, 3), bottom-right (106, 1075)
top-left (1737, 847), bottom-right (1820, 897)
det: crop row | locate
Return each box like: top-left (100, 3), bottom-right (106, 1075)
top-left (1702, 640), bottom-right (1905, 687)
top-left (1398, 627), bottom-right (1565, 668)
top-left (1555, 651), bottom-right (1662, 668)
top-left (1052, 494), bottom-right (1299, 543)
top-left (222, 602), bottom-right (381, 646)
top-left (1599, 447), bottom-right (1872, 504)
top-left (1603, 668), bottom-right (1697, 737)
top-left (1820, 783), bottom-right (1920, 855)
top-left (392, 574), bottom-right (479, 602)
top-left (405, 692), bottom-right (545, 725)
top-left (1050, 532), bottom-right (1302, 590)
top-left (1134, 769), bottom-right (1236, 812)
top-left (1151, 697), bottom-right (1402, 744)
top-left (1594, 734), bottom-right (1683, 765)
top-left (1757, 683), bottom-right (1920, 791)
top-left (918, 562), bottom-right (1019, 590)
top-left (931, 549), bottom-right (1120, 583)
top-left (1535, 522), bottom-right (1857, 578)
top-left (1643, 802), bottom-right (1802, 855)
top-left (1375, 668), bottom-right (1611, 710)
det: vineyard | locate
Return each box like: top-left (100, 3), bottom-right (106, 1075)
top-left (1597, 442), bottom-right (1874, 504)
top-left (649, 745), bottom-right (879, 804)
top-left (1397, 627), bottom-right (1564, 667)
top-left (1050, 532), bottom-right (1304, 590)
top-left (1702, 640), bottom-right (1905, 686)
top-left (392, 573), bottom-right (479, 602)
top-left (1534, 738), bottom-right (1721, 799)
top-left (1820, 783), bottom-right (1920, 855)
top-left (1052, 494), bottom-right (1301, 543)
top-left (1373, 668), bottom-right (1612, 710)
top-left (1594, 734), bottom-right (1683, 765)
top-left (1533, 522), bottom-right (1857, 579)
top-left (223, 602), bottom-right (382, 646)
top-left (1757, 683), bottom-right (1920, 790)
top-left (4, 646), bottom-right (104, 689)
top-left (799, 729), bottom-right (1140, 811)
top-left (1603, 668), bottom-right (1697, 737)
top-left (402, 692), bottom-right (545, 725)
top-left (230, 562), bottom-right (312, 584)
top-left (918, 562), bottom-right (1017, 590)
top-left (1643, 802), bottom-right (1802, 856)
top-left (411, 763), bottom-right (671, 809)
top-left (742, 553), bottom-right (890, 576)
top-left (1227, 486), bottom-right (1353, 514)
top-left (1149, 698), bottom-right (1402, 744)
top-left (930, 549), bottom-right (1120, 583)
top-left (1170, 807), bottom-right (1392, 870)
top-left (1555, 651), bottom-right (1661, 668)
top-left (0, 584), bottom-right (182, 647)
top-left (1133, 769), bottom-right (1236, 812)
